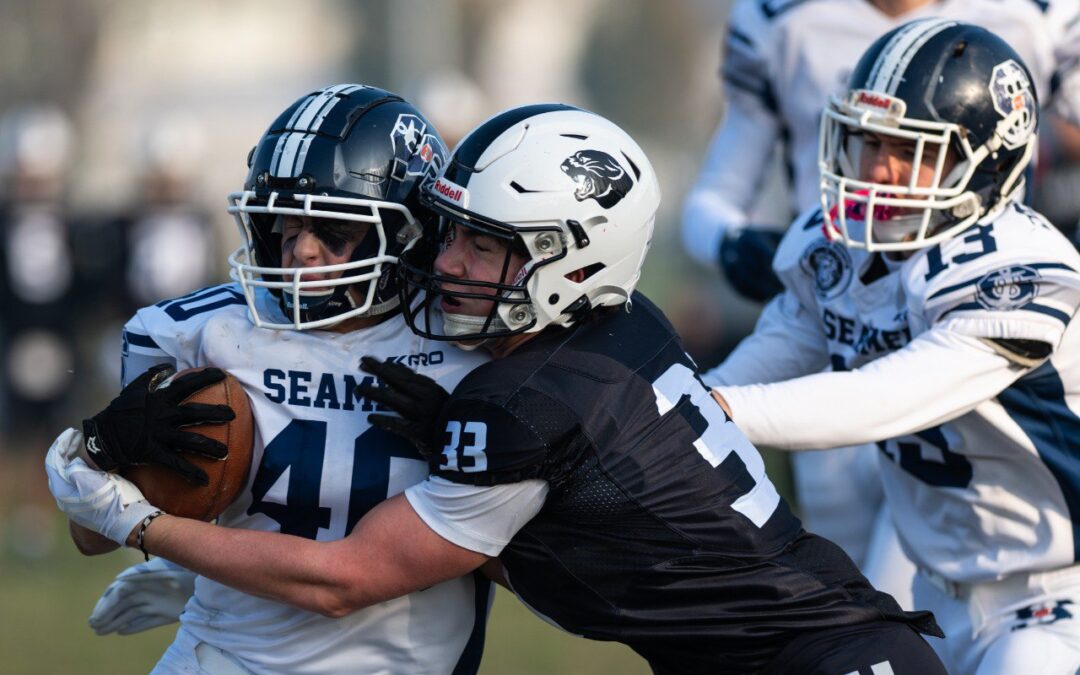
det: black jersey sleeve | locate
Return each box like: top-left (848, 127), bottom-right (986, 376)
top-left (432, 387), bottom-right (584, 486)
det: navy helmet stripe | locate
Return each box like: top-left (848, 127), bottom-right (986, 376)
top-left (928, 262), bottom-right (1080, 301)
top-left (997, 363), bottom-right (1080, 561)
top-left (939, 300), bottom-right (1071, 326)
top-left (446, 103), bottom-right (580, 186)
top-left (123, 331), bottom-right (160, 350)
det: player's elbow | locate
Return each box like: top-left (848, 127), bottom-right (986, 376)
top-left (314, 596), bottom-right (356, 619)
top-left (310, 566), bottom-right (379, 618)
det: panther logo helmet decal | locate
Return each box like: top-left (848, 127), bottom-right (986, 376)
top-left (560, 150), bottom-right (634, 209)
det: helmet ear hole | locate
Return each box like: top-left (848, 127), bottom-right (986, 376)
top-left (565, 262), bottom-right (606, 283)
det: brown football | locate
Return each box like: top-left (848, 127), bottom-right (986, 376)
top-left (124, 368), bottom-right (254, 521)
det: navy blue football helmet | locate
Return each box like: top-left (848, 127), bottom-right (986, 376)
top-left (819, 20), bottom-right (1038, 252)
top-left (228, 84), bottom-right (446, 329)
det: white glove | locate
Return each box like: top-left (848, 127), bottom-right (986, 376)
top-left (89, 558), bottom-right (196, 635)
top-left (45, 427), bottom-right (160, 545)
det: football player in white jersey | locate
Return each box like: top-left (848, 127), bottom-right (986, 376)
top-left (706, 20), bottom-right (1080, 674)
top-left (683, 0), bottom-right (1080, 604)
top-left (49, 84), bottom-right (492, 674)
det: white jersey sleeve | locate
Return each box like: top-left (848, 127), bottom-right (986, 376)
top-left (120, 284), bottom-right (248, 386)
top-left (904, 205), bottom-right (1080, 349)
top-left (405, 477), bottom-right (549, 557)
top-left (681, 0), bottom-right (781, 266)
top-left (718, 326), bottom-right (1028, 449)
top-left (703, 291), bottom-right (829, 387)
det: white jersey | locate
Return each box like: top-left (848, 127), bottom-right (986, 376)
top-left (682, 0), bottom-right (1080, 265)
top-left (121, 283), bottom-right (491, 675)
top-left (713, 204), bottom-right (1080, 583)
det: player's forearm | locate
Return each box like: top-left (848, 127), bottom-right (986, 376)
top-left (131, 515), bottom-right (368, 617)
top-left (69, 520), bottom-right (121, 556)
top-left (134, 494), bottom-right (487, 618)
top-left (718, 329), bottom-right (1028, 449)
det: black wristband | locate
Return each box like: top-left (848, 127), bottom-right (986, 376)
top-left (136, 510), bottom-right (166, 562)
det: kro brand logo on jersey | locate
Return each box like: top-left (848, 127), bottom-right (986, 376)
top-left (975, 265), bottom-right (1039, 311)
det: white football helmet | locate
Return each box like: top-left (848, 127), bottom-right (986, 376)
top-left (399, 104), bottom-right (661, 343)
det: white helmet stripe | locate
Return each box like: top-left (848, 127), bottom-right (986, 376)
top-left (269, 132), bottom-right (290, 176)
top-left (294, 83), bottom-right (360, 132)
top-left (282, 84), bottom-right (366, 135)
top-left (868, 18), bottom-right (958, 94)
top-left (271, 131), bottom-right (315, 177)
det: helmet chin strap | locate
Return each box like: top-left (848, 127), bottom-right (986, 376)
top-left (442, 311), bottom-right (508, 351)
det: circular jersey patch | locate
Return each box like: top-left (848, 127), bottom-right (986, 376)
top-left (801, 240), bottom-right (854, 300)
top-left (975, 265), bottom-right (1039, 310)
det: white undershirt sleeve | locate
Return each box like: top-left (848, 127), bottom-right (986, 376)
top-left (703, 290), bottom-right (830, 387)
top-left (404, 476), bottom-right (549, 557)
top-left (716, 327), bottom-right (1032, 450)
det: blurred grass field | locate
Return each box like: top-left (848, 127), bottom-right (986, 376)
top-left (0, 518), bottom-right (650, 674)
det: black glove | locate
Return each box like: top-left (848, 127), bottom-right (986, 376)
top-left (356, 356), bottom-right (450, 460)
top-left (82, 364), bottom-right (235, 486)
top-left (718, 228), bottom-right (785, 303)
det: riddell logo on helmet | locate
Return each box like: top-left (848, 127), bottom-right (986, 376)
top-left (851, 90), bottom-right (904, 116)
top-left (858, 92), bottom-right (890, 108)
top-left (433, 178), bottom-right (469, 208)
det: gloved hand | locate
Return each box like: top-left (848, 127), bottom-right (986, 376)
top-left (89, 557), bottom-right (196, 635)
top-left (718, 228), bottom-right (785, 303)
top-left (45, 428), bottom-right (160, 545)
top-left (83, 364), bottom-right (235, 486)
top-left (356, 357), bottom-right (450, 459)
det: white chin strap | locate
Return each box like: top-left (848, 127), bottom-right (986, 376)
top-left (442, 311), bottom-right (508, 350)
top-left (872, 212), bottom-right (932, 244)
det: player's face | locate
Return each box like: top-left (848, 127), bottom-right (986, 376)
top-left (433, 223), bottom-right (528, 316)
top-left (856, 132), bottom-right (956, 192)
top-left (279, 215), bottom-right (370, 291)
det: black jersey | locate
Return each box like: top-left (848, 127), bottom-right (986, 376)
top-left (433, 293), bottom-right (939, 674)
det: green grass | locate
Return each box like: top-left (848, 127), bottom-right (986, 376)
top-left (0, 517), bottom-right (649, 674)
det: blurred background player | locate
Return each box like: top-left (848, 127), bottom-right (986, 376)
top-left (53, 84), bottom-right (492, 673)
top-left (0, 104), bottom-right (79, 445)
top-left (708, 20), bottom-right (1080, 673)
top-left (72, 115), bottom-right (220, 395)
top-left (0, 103), bottom-right (82, 565)
top-left (681, 0), bottom-right (1080, 604)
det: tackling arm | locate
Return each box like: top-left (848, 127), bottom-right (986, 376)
top-left (134, 493), bottom-right (490, 618)
top-left (716, 327), bottom-right (1033, 449)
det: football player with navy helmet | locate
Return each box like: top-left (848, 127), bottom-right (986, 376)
top-left (53, 103), bottom-right (946, 674)
top-left (684, 0), bottom-right (1080, 610)
top-left (708, 21), bottom-right (1080, 674)
top-left (49, 84), bottom-right (492, 674)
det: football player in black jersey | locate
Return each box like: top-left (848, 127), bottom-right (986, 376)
top-left (365, 104), bottom-right (946, 674)
top-left (48, 104), bottom-right (946, 674)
